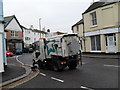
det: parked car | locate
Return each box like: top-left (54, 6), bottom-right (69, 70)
top-left (12, 48), bottom-right (23, 55)
top-left (29, 48), bottom-right (33, 53)
top-left (23, 48), bottom-right (29, 53)
top-left (6, 51), bottom-right (14, 57)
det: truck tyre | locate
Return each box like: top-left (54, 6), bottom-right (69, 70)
top-left (38, 60), bottom-right (43, 69)
top-left (68, 62), bottom-right (77, 69)
top-left (53, 65), bottom-right (59, 71)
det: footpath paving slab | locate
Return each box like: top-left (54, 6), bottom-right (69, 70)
top-left (1, 55), bottom-right (32, 87)
top-left (2, 65), bottom-right (26, 82)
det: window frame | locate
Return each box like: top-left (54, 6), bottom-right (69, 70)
top-left (90, 11), bottom-right (97, 26)
top-left (11, 31), bottom-right (15, 37)
top-left (90, 35), bottom-right (101, 51)
top-left (11, 31), bottom-right (18, 37)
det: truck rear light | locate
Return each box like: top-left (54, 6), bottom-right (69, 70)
top-left (61, 62), bottom-right (66, 65)
top-left (76, 60), bottom-right (80, 64)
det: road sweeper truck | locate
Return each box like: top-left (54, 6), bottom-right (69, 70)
top-left (32, 34), bottom-right (82, 71)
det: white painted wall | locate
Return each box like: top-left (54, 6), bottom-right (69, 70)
top-left (23, 27), bottom-right (47, 46)
top-left (23, 28), bottom-right (34, 46)
top-left (5, 18), bottom-right (22, 31)
top-left (33, 32), bottom-right (40, 42)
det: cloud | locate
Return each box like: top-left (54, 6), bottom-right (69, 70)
top-left (3, 0), bottom-right (91, 33)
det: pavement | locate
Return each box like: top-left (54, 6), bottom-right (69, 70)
top-left (1, 55), bottom-right (32, 88)
top-left (82, 53), bottom-right (120, 59)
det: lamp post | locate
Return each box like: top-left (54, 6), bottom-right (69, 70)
top-left (39, 18), bottom-right (41, 30)
top-left (39, 18), bottom-right (42, 38)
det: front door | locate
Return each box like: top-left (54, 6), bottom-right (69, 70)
top-left (106, 34), bottom-right (116, 53)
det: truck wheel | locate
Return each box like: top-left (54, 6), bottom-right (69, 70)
top-left (38, 60), bottom-right (43, 69)
top-left (68, 62), bottom-right (77, 69)
top-left (53, 65), bottom-right (59, 71)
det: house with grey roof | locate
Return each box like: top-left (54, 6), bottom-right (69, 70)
top-left (4, 15), bottom-right (23, 52)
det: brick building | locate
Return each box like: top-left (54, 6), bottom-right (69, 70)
top-left (4, 15), bottom-right (23, 51)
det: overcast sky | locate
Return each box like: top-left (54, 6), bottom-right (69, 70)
top-left (3, 0), bottom-right (98, 33)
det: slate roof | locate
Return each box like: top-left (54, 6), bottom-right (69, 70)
top-left (71, 19), bottom-right (83, 30)
top-left (4, 15), bottom-right (14, 28)
top-left (4, 15), bottom-right (23, 31)
top-left (83, 1), bottom-right (120, 14)
top-left (21, 25), bottom-right (31, 30)
top-left (32, 29), bottom-right (47, 34)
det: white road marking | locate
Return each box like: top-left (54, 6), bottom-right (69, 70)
top-left (51, 77), bottom-right (64, 83)
top-left (104, 64), bottom-right (120, 68)
top-left (7, 56), bottom-right (16, 58)
top-left (80, 86), bottom-right (94, 90)
top-left (82, 62), bottom-right (86, 64)
top-left (39, 73), bottom-right (46, 76)
top-left (16, 56), bottom-right (24, 65)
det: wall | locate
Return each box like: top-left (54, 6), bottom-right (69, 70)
top-left (83, 3), bottom-right (118, 33)
top-left (85, 37), bottom-right (91, 52)
top-left (23, 28), bottom-right (34, 45)
top-left (101, 34), bottom-right (106, 52)
top-left (116, 33), bottom-right (120, 52)
top-left (83, 2), bottom-right (119, 53)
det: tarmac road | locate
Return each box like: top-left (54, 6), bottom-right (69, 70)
top-left (12, 54), bottom-right (119, 89)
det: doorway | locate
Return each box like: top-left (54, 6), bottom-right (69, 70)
top-left (105, 34), bottom-right (116, 53)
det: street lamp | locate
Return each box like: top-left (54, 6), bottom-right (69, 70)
top-left (39, 18), bottom-right (41, 30)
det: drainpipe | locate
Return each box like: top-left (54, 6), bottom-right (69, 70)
top-left (82, 15), bottom-right (86, 53)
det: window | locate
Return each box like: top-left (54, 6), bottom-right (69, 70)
top-left (25, 37), bottom-right (30, 40)
top-left (91, 35), bottom-right (101, 51)
top-left (11, 31), bottom-right (18, 37)
top-left (11, 31), bottom-right (14, 37)
top-left (90, 12), bottom-right (97, 26)
top-left (15, 31), bottom-right (18, 36)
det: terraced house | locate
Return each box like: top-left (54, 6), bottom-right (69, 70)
top-left (72, 1), bottom-right (120, 54)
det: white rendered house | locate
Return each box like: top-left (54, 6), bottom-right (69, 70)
top-left (22, 26), bottom-right (47, 48)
